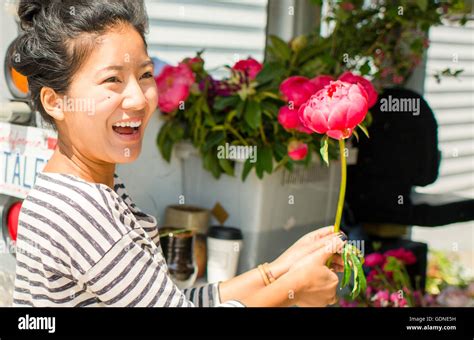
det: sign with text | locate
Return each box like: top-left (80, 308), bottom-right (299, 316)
top-left (0, 122), bottom-right (57, 199)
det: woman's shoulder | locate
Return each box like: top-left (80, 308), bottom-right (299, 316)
top-left (21, 173), bottom-right (131, 239)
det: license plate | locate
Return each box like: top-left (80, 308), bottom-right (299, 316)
top-left (0, 122), bottom-right (57, 199)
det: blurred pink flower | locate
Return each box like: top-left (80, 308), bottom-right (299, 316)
top-left (298, 80), bottom-right (369, 140)
top-left (366, 269), bottom-right (378, 283)
top-left (338, 71), bottom-right (378, 108)
top-left (365, 253), bottom-right (386, 267)
top-left (339, 299), bottom-right (358, 307)
top-left (392, 74), bottom-right (404, 85)
top-left (155, 63), bottom-right (195, 113)
top-left (340, 2), bottom-right (355, 11)
top-left (287, 140), bottom-right (308, 161)
top-left (280, 76), bottom-right (319, 107)
top-left (384, 248), bottom-right (417, 265)
top-left (278, 106), bottom-right (300, 130)
top-left (278, 106), bottom-right (313, 134)
top-left (310, 75), bottom-right (334, 92)
top-left (232, 57), bottom-right (263, 80)
top-left (372, 289), bottom-right (390, 307)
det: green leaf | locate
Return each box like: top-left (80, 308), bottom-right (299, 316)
top-left (269, 35), bottom-right (292, 61)
top-left (214, 95), bottom-right (240, 111)
top-left (319, 135), bottom-right (329, 166)
top-left (358, 123), bottom-right (370, 138)
top-left (351, 251), bottom-right (367, 297)
top-left (202, 131), bottom-right (225, 153)
top-left (241, 158), bottom-right (254, 181)
top-left (160, 139), bottom-right (174, 162)
top-left (341, 245), bottom-right (351, 287)
top-left (168, 124), bottom-right (184, 142)
top-left (244, 100), bottom-right (262, 129)
top-left (257, 145), bottom-right (273, 174)
top-left (352, 129), bottom-right (359, 142)
top-left (255, 62), bottom-right (286, 85)
top-left (218, 158), bottom-right (235, 176)
top-left (203, 149), bottom-right (221, 179)
top-left (416, 0), bottom-right (428, 11)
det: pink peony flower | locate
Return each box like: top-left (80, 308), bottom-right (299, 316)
top-left (364, 253), bottom-right (386, 267)
top-left (232, 57), bottom-right (263, 80)
top-left (298, 80), bottom-right (369, 140)
top-left (280, 76), bottom-right (319, 107)
top-left (287, 140), bottom-right (308, 161)
top-left (278, 106), bottom-right (313, 134)
top-left (338, 71), bottom-right (378, 108)
top-left (155, 63), bottom-right (195, 113)
top-left (310, 75), bottom-right (334, 93)
top-left (278, 106), bottom-right (301, 130)
top-left (384, 248), bottom-right (417, 265)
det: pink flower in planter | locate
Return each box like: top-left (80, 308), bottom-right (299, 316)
top-left (338, 71), bottom-right (378, 108)
top-left (298, 80), bottom-right (369, 140)
top-left (280, 76), bottom-right (319, 107)
top-left (278, 106), bottom-right (313, 134)
top-left (287, 140), bottom-right (308, 161)
top-left (232, 57), bottom-right (263, 80)
top-left (278, 106), bottom-right (301, 130)
top-left (384, 248), bottom-right (417, 265)
top-left (365, 253), bottom-right (386, 267)
top-left (310, 75), bottom-right (334, 92)
top-left (155, 63), bottom-right (195, 113)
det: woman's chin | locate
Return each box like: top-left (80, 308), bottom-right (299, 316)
top-left (111, 147), bottom-right (141, 163)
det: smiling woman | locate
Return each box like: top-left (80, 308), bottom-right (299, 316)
top-left (8, 0), bottom-right (346, 308)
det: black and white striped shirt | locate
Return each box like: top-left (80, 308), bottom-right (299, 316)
top-left (13, 172), bottom-right (244, 307)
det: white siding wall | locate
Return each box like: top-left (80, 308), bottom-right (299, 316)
top-left (412, 22), bottom-right (474, 274)
top-left (145, 0), bottom-right (268, 75)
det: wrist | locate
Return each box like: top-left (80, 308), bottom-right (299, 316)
top-left (268, 260), bottom-right (287, 280)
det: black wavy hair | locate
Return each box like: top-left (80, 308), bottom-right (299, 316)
top-left (6, 0), bottom-right (149, 126)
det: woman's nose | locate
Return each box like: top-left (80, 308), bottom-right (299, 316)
top-left (121, 78), bottom-right (147, 111)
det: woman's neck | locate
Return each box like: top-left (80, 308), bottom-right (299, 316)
top-left (43, 139), bottom-right (116, 188)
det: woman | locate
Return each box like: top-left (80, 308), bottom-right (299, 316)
top-left (9, 0), bottom-right (346, 307)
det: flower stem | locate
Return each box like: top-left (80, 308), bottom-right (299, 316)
top-left (334, 138), bottom-right (346, 233)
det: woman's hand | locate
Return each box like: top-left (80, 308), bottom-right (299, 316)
top-left (283, 233), bottom-right (346, 307)
top-left (269, 226), bottom-right (345, 278)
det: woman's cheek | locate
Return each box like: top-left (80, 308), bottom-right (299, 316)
top-left (144, 85), bottom-right (158, 113)
top-left (93, 91), bottom-right (122, 117)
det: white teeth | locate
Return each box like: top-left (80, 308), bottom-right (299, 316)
top-left (113, 120), bottom-right (142, 128)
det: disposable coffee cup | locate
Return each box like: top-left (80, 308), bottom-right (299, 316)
top-left (206, 226), bottom-right (243, 283)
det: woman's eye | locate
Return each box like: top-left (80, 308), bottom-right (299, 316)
top-left (140, 71), bottom-right (153, 80)
top-left (103, 76), bottom-right (121, 83)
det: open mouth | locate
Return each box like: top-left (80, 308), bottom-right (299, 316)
top-left (112, 120), bottom-right (142, 135)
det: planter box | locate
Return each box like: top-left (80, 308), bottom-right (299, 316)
top-left (176, 143), bottom-right (354, 273)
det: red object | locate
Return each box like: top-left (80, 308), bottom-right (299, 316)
top-left (338, 71), bottom-right (378, 108)
top-left (287, 140), bottom-right (308, 161)
top-left (47, 137), bottom-right (58, 150)
top-left (232, 57), bottom-right (263, 80)
top-left (155, 63), bottom-right (195, 113)
top-left (7, 201), bottom-right (22, 242)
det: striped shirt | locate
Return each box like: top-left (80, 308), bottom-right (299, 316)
top-left (13, 172), bottom-right (244, 307)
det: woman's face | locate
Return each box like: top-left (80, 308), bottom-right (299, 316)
top-left (56, 23), bottom-right (157, 164)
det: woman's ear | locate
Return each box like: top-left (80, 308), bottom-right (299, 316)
top-left (40, 87), bottom-right (65, 121)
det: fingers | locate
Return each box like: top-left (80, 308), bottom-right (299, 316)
top-left (314, 235), bottom-right (346, 265)
top-left (331, 254), bottom-right (344, 267)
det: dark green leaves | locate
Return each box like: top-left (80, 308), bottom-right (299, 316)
top-left (255, 145), bottom-right (273, 179)
top-left (268, 35), bottom-right (291, 62)
top-left (244, 100), bottom-right (262, 129)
